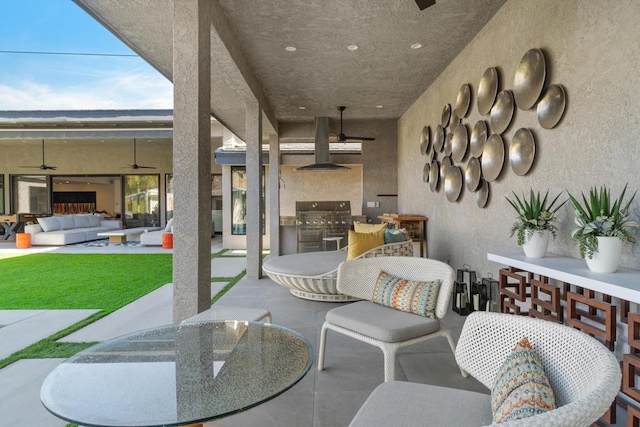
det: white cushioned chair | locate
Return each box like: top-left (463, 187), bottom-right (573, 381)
top-left (349, 311), bottom-right (622, 427)
top-left (318, 256), bottom-right (462, 382)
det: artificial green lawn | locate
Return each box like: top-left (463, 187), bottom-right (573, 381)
top-left (0, 254), bottom-right (173, 310)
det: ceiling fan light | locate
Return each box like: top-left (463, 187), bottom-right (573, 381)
top-left (285, 46), bottom-right (297, 52)
top-left (411, 43), bottom-right (423, 50)
top-left (347, 45), bottom-right (359, 51)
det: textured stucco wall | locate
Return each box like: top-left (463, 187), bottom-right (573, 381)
top-left (398, 0), bottom-right (640, 277)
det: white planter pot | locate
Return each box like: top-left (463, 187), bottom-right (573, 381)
top-left (522, 230), bottom-right (549, 258)
top-left (585, 236), bottom-right (623, 273)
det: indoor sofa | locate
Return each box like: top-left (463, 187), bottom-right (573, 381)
top-left (24, 214), bottom-right (121, 246)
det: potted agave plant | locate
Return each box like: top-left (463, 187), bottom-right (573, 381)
top-left (568, 184), bottom-right (638, 273)
top-left (505, 189), bottom-right (567, 258)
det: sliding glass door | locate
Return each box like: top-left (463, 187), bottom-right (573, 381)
top-left (123, 175), bottom-right (159, 228)
top-left (10, 175), bottom-right (50, 214)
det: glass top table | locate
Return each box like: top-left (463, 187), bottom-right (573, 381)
top-left (41, 321), bottom-right (313, 427)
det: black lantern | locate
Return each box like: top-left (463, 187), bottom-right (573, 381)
top-left (471, 273), bottom-right (497, 312)
top-left (453, 264), bottom-right (477, 315)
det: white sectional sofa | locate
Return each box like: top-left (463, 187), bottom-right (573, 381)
top-left (24, 214), bottom-right (122, 246)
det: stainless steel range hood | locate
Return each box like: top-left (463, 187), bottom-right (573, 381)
top-left (295, 117), bottom-right (350, 172)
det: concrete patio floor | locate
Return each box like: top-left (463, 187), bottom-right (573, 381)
top-left (0, 242), bottom-right (628, 426)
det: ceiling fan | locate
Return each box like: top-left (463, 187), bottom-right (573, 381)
top-left (415, 0), bottom-right (436, 11)
top-left (123, 139), bottom-right (156, 169)
top-left (20, 139), bottom-right (57, 170)
top-left (335, 106), bottom-right (375, 143)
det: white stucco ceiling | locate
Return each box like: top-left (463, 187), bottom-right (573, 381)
top-left (72, 0), bottom-right (506, 140)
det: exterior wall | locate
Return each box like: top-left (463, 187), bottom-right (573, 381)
top-left (0, 137), bottom-right (223, 216)
top-left (397, 0), bottom-right (640, 277)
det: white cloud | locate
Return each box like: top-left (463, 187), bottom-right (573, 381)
top-left (0, 70), bottom-right (173, 110)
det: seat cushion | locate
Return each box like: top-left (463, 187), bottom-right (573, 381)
top-left (326, 301), bottom-right (439, 343)
top-left (491, 337), bottom-right (555, 423)
top-left (346, 230), bottom-right (385, 260)
top-left (349, 382), bottom-right (492, 427)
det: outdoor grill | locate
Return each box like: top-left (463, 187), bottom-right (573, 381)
top-left (296, 201), bottom-right (351, 253)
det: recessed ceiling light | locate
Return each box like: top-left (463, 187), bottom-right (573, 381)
top-left (411, 43), bottom-right (423, 49)
top-left (376, 105), bottom-right (384, 109)
top-left (347, 45), bottom-right (359, 51)
top-left (298, 106), bottom-right (306, 110)
top-left (285, 46), bottom-right (297, 52)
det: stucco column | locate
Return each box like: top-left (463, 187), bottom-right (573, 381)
top-left (246, 102), bottom-right (263, 278)
top-left (172, 0), bottom-right (212, 322)
top-left (268, 133), bottom-right (280, 256)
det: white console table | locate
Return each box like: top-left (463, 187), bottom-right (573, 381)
top-left (488, 252), bottom-right (640, 303)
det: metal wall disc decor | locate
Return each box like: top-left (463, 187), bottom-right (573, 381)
top-left (420, 126), bottom-right (431, 155)
top-left (455, 84), bottom-right (471, 118)
top-left (465, 157), bottom-right (481, 192)
top-left (509, 127), bottom-right (536, 176)
top-left (429, 160), bottom-right (439, 191)
top-left (423, 162), bottom-right (430, 182)
top-left (441, 104), bottom-right (451, 127)
top-left (425, 145), bottom-right (434, 163)
top-left (490, 90), bottom-right (514, 134)
top-left (476, 179), bottom-right (490, 208)
top-left (450, 110), bottom-right (461, 130)
top-left (443, 132), bottom-right (453, 157)
top-left (537, 84), bottom-right (566, 129)
top-left (440, 156), bottom-right (452, 181)
top-left (444, 166), bottom-right (463, 202)
top-left (452, 123), bottom-right (468, 162)
top-left (469, 120), bottom-right (488, 158)
top-left (433, 125), bottom-right (445, 152)
top-left (477, 67), bottom-right (498, 115)
top-left (481, 134), bottom-right (505, 182)
top-left (513, 48), bottom-right (546, 110)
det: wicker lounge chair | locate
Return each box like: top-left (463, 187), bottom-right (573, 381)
top-left (262, 239), bottom-right (413, 301)
top-left (348, 311), bottom-right (622, 427)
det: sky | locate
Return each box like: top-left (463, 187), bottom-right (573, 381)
top-left (0, 0), bottom-right (173, 110)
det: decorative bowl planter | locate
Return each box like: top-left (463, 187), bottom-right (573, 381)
top-left (585, 236), bottom-right (622, 273)
top-left (522, 230), bottom-right (549, 258)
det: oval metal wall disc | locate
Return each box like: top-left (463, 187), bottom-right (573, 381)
top-left (490, 90), bottom-right (514, 134)
top-left (481, 134), bottom-right (504, 182)
top-left (477, 67), bottom-right (498, 115)
top-left (476, 179), bottom-right (490, 208)
top-left (444, 166), bottom-right (463, 202)
top-left (513, 48), bottom-right (546, 110)
top-left (441, 104), bottom-right (451, 127)
top-left (469, 120), bottom-right (488, 158)
top-left (433, 124), bottom-right (445, 152)
top-left (455, 84), bottom-right (471, 118)
top-left (451, 123), bottom-right (468, 162)
top-left (537, 84), bottom-right (566, 129)
top-left (509, 127), bottom-right (536, 176)
top-left (465, 157), bottom-right (481, 192)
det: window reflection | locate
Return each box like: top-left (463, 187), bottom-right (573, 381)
top-left (11, 175), bottom-right (49, 214)
top-left (231, 167), bottom-right (264, 235)
top-left (123, 175), bottom-right (159, 227)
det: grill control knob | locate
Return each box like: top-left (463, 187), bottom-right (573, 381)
top-left (341, 221), bottom-right (346, 224)
top-left (306, 221), bottom-right (310, 225)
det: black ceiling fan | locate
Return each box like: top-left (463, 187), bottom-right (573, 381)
top-left (20, 139), bottom-right (57, 170)
top-left (415, 0), bottom-right (436, 11)
top-left (335, 106), bottom-right (375, 143)
top-left (123, 139), bottom-right (156, 170)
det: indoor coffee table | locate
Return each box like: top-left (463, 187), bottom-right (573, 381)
top-left (41, 321), bottom-right (313, 426)
top-left (97, 226), bottom-right (161, 244)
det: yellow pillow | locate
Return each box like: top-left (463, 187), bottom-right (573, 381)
top-left (353, 222), bottom-right (388, 233)
top-left (347, 230), bottom-right (385, 260)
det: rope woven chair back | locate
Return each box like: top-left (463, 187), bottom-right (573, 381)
top-left (455, 312), bottom-right (621, 426)
top-left (336, 257), bottom-right (455, 319)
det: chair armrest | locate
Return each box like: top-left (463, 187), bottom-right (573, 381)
top-left (24, 224), bottom-right (42, 235)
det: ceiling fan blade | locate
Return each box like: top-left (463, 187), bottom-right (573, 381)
top-left (415, 0), bottom-right (436, 10)
top-left (44, 166), bottom-right (57, 170)
top-left (344, 135), bottom-right (376, 141)
top-left (136, 165), bottom-right (157, 169)
top-left (19, 165), bottom-right (42, 169)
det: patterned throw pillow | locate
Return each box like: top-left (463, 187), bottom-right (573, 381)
top-left (491, 337), bottom-right (556, 423)
top-left (353, 221), bottom-right (388, 233)
top-left (346, 230), bottom-right (385, 260)
top-left (371, 270), bottom-right (441, 318)
top-left (384, 228), bottom-right (408, 244)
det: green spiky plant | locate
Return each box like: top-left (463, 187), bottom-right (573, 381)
top-left (505, 190), bottom-right (567, 246)
top-left (567, 184), bottom-right (638, 259)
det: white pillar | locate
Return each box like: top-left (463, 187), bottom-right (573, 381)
top-left (172, 0), bottom-right (212, 322)
top-left (246, 102), bottom-right (263, 278)
top-left (268, 133), bottom-right (280, 256)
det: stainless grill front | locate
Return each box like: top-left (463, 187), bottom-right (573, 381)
top-left (296, 201), bottom-right (351, 253)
